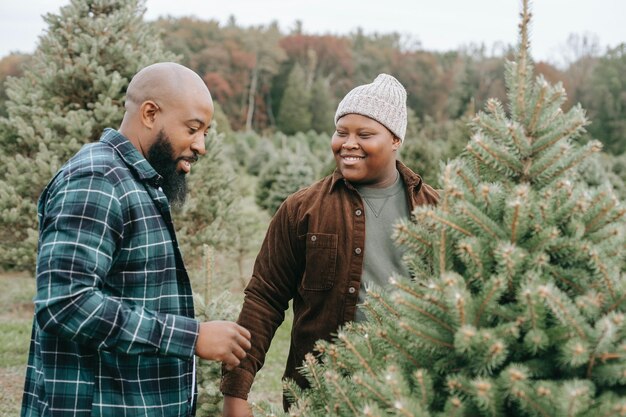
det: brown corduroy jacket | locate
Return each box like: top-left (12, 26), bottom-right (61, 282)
top-left (220, 161), bottom-right (439, 402)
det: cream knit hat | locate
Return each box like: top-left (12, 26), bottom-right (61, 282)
top-left (334, 73), bottom-right (407, 141)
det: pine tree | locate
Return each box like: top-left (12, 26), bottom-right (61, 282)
top-left (192, 249), bottom-right (242, 417)
top-left (583, 43), bottom-right (626, 155)
top-left (0, 53), bottom-right (31, 117)
top-left (258, 2), bottom-right (626, 416)
top-left (256, 146), bottom-right (316, 214)
top-left (175, 127), bottom-right (240, 268)
top-left (277, 63), bottom-right (312, 134)
top-left (0, 0), bottom-right (176, 271)
top-left (309, 76), bottom-right (336, 135)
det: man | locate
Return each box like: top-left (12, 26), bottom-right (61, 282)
top-left (221, 74), bottom-right (439, 415)
top-left (21, 62), bottom-right (251, 417)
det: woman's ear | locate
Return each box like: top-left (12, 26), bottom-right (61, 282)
top-left (139, 100), bottom-right (160, 129)
top-left (392, 136), bottom-right (402, 151)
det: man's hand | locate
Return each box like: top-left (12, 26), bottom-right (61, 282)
top-left (223, 395), bottom-right (253, 417)
top-left (195, 321), bottom-right (251, 370)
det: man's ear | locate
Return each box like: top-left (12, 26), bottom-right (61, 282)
top-left (139, 100), bottom-right (159, 129)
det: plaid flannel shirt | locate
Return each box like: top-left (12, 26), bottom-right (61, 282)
top-left (21, 129), bottom-right (200, 417)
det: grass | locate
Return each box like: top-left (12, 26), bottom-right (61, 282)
top-left (0, 270), bottom-right (292, 414)
top-left (0, 272), bottom-right (35, 417)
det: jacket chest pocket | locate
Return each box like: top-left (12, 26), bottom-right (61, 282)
top-left (301, 232), bottom-right (337, 291)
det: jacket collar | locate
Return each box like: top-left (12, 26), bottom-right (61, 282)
top-left (100, 128), bottom-right (163, 187)
top-left (330, 160), bottom-right (423, 193)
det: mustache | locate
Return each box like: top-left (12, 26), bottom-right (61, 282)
top-left (176, 153), bottom-right (199, 164)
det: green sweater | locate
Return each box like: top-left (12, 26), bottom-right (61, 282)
top-left (355, 171), bottom-right (410, 321)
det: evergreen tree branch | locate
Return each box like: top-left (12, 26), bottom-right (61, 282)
top-left (606, 291), bottom-right (626, 314)
top-left (538, 284), bottom-right (590, 340)
top-left (361, 300), bottom-right (384, 325)
top-left (455, 293), bottom-right (467, 327)
top-left (391, 277), bottom-right (450, 314)
top-left (391, 277), bottom-right (449, 312)
top-left (470, 133), bottom-right (524, 174)
top-left (459, 203), bottom-right (506, 240)
top-left (502, 376), bottom-right (553, 417)
top-left (527, 78), bottom-right (549, 134)
top-left (531, 108), bottom-right (587, 154)
top-left (539, 140), bottom-right (602, 185)
top-left (325, 371), bottom-right (360, 415)
top-left (514, 0), bottom-right (531, 122)
top-left (367, 289), bottom-right (401, 318)
top-left (394, 293), bottom-right (454, 333)
top-left (547, 267), bottom-right (586, 295)
top-left (455, 165), bottom-right (478, 198)
top-left (588, 248), bottom-right (617, 302)
top-left (303, 353), bottom-right (327, 392)
top-left (527, 141), bottom-right (570, 181)
top-left (457, 239), bottom-right (485, 280)
top-left (533, 87), bottom-right (567, 135)
top-left (584, 191), bottom-right (622, 234)
top-left (351, 374), bottom-right (391, 407)
top-left (414, 369), bottom-right (430, 409)
top-left (474, 277), bottom-right (505, 327)
top-left (585, 313), bottom-right (624, 379)
top-left (375, 329), bottom-right (420, 367)
top-left (428, 210), bottom-right (473, 236)
top-left (395, 222), bottom-right (431, 248)
top-left (336, 332), bottom-right (376, 378)
top-left (439, 226), bottom-right (449, 274)
top-left (399, 321), bottom-right (454, 349)
top-left (507, 194), bottom-right (525, 244)
top-left (509, 122), bottom-right (532, 156)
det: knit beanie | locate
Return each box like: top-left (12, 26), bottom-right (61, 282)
top-left (334, 73), bottom-right (407, 141)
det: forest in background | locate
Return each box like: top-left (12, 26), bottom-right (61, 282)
top-left (1, 14), bottom-right (625, 154)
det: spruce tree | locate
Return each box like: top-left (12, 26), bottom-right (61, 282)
top-left (194, 290), bottom-right (241, 417)
top-left (175, 126), bottom-right (240, 267)
top-left (583, 43), bottom-right (626, 155)
top-left (258, 2), bottom-right (626, 416)
top-left (309, 76), bottom-right (336, 135)
top-left (0, 53), bottom-right (31, 117)
top-left (255, 147), bottom-right (316, 214)
top-left (0, 0), bottom-right (176, 271)
top-left (277, 63), bottom-right (312, 134)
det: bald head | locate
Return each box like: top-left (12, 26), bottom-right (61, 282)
top-left (125, 62), bottom-right (211, 113)
top-left (119, 62), bottom-right (214, 157)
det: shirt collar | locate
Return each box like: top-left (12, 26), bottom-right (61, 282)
top-left (100, 128), bottom-right (163, 187)
top-left (329, 160), bottom-right (423, 193)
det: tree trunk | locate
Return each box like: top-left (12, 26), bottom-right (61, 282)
top-left (245, 64), bottom-right (258, 131)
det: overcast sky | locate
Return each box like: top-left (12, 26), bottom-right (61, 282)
top-left (0, 0), bottom-right (624, 65)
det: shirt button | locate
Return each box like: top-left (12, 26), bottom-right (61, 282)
top-left (348, 286), bottom-right (356, 294)
top-left (355, 209), bottom-right (362, 216)
top-left (355, 247), bottom-right (362, 255)
top-left (311, 235), bottom-right (317, 242)
top-left (158, 187), bottom-right (163, 192)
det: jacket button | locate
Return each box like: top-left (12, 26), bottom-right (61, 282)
top-left (348, 286), bottom-right (356, 294)
top-left (311, 235), bottom-right (317, 242)
top-left (355, 209), bottom-right (362, 216)
top-left (355, 247), bottom-right (362, 255)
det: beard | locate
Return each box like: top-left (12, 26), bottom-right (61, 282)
top-left (146, 129), bottom-right (189, 210)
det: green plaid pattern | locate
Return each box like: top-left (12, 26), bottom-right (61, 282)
top-left (21, 129), bottom-right (200, 417)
